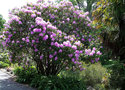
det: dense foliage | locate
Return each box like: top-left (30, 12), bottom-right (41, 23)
top-left (93, 0), bottom-right (125, 60)
top-left (3, 1), bottom-right (102, 75)
top-left (0, 14), bottom-right (5, 31)
top-left (0, 0), bottom-right (124, 90)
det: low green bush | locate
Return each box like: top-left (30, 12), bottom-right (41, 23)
top-left (59, 62), bottom-right (110, 89)
top-left (13, 62), bottom-right (111, 90)
top-left (0, 51), bottom-right (10, 64)
top-left (0, 61), bottom-right (9, 68)
top-left (30, 75), bottom-right (86, 90)
top-left (13, 66), bottom-right (37, 84)
top-left (81, 63), bottom-right (110, 87)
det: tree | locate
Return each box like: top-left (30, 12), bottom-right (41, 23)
top-left (0, 14), bottom-right (5, 31)
top-left (69, 0), bottom-right (98, 18)
top-left (3, 1), bottom-right (101, 76)
top-left (93, 0), bottom-right (125, 60)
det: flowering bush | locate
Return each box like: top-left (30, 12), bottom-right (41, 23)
top-left (3, 0), bottom-right (101, 75)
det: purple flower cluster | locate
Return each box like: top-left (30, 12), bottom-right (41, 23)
top-left (85, 47), bottom-right (102, 63)
top-left (85, 47), bottom-right (102, 56)
top-left (33, 28), bottom-right (42, 32)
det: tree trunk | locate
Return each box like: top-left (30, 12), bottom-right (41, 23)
top-left (34, 58), bottom-right (45, 75)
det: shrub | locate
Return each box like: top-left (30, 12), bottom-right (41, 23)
top-left (81, 63), bottom-right (110, 87)
top-left (30, 75), bottom-right (86, 90)
top-left (0, 51), bottom-right (10, 64)
top-left (58, 62), bottom-right (110, 89)
top-left (2, 0), bottom-right (102, 75)
top-left (0, 61), bottom-right (9, 68)
top-left (13, 66), bottom-right (37, 83)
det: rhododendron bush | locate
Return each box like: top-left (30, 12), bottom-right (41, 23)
top-left (3, 1), bottom-right (101, 75)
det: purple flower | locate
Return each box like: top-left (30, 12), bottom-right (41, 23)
top-left (22, 38), bottom-right (25, 41)
top-left (16, 41), bottom-right (20, 43)
top-left (42, 30), bottom-right (46, 33)
top-left (84, 12), bottom-right (89, 16)
top-left (96, 51), bottom-right (102, 55)
top-left (36, 18), bottom-right (47, 26)
top-left (12, 40), bottom-right (15, 43)
top-left (81, 38), bottom-right (85, 41)
top-left (18, 21), bottom-right (22, 24)
top-left (55, 42), bottom-right (59, 47)
top-left (37, 0), bottom-right (42, 3)
top-left (91, 50), bottom-right (95, 54)
top-left (70, 38), bottom-right (74, 41)
top-left (40, 55), bottom-right (43, 60)
top-left (33, 28), bottom-right (41, 32)
top-left (43, 27), bottom-right (46, 31)
top-left (85, 49), bottom-right (91, 55)
top-left (79, 50), bottom-right (83, 53)
top-left (75, 50), bottom-right (79, 54)
top-left (80, 68), bottom-right (85, 71)
top-left (34, 49), bottom-right (38, 52)
top-left (59, 49), bottom-right (62, 53)
top-left (72, 45), bottom-right (77, 50)
top-left (26, 39), bottom-right (30, 43)
top-left (74, 41), bottom-right (81, 46)
top-left (8, 34), bottom-right (12, 38)
top-left (49, 54), bottom-right (53, 58)
top-left (43, 35), bottom-right (48, 41)
top-left (32, 40), bottom-right (35, 43)
top-left (54, 51), bottom-right (57, 55)
top-left (91, 60), bottom-right (94, 63)
top-left (31, 14), bottom-right (36, 18)
top-left (62, 21), bottom-right (65, 23)
top-left (37, 12), bottom-right (41, 15)
top-left (31, 25), bottom-right (34, 28)
top-left (75, 54), bottom-right (79, 58)
top-left (72, 58), bottom-right (75, 62)
top-left (51, 42), bottom-right (54, 45)
top-left (20, 45), bottom-right (22, 47)
top-left (31, 31), bottom-right (34, 34)
top-left (47, 25), bottom-right (57, 30)
top-left (95, 58), bottom-right (99, 62)
top-left (89, 52), bottom-right (94, 56)
top-left (63, 41), bottom-right (71, 47)
top-left (68, 54), bottom-right (73, 58)
top-left (73, 21), bottom-right (76, 24)
top-left (66, 18), bottom-right (70, 21)
top-left (87, 24), bottom-right (90, 27)
top-left (55, 56), bottom-right (58, 60)
top-left (59, 44), bottom-right (63, 48)
top-left (93, 47), bottom-right (96, 50)
top-left (39, 33), bottom-right (43, 36)
top-left (88, 39), bottom-right (91, 42)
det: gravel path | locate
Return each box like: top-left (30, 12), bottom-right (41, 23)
top-left (0, 70), bottom-right (36, 90)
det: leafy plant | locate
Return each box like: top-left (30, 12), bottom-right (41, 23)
top-left (58, 62), bottom-right (110, 89)
top-left (0, 61), bottom-right (9, 68)
top-left (13, 66), bottom-right (37, 84)
top-left (30, 75), bottom-right (86, 90)
top-left (0, 51), bottom-right (10, 64)
top-left (106, 60), bottom-right (125, 89)
top-left (81, 63), bottom-right (110, 87)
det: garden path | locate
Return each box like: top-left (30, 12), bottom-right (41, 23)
top-left (0, 70), bottom-right (35, 90)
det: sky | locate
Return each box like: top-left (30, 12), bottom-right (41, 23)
top-left (0, 0), bottom-right (55, 21)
